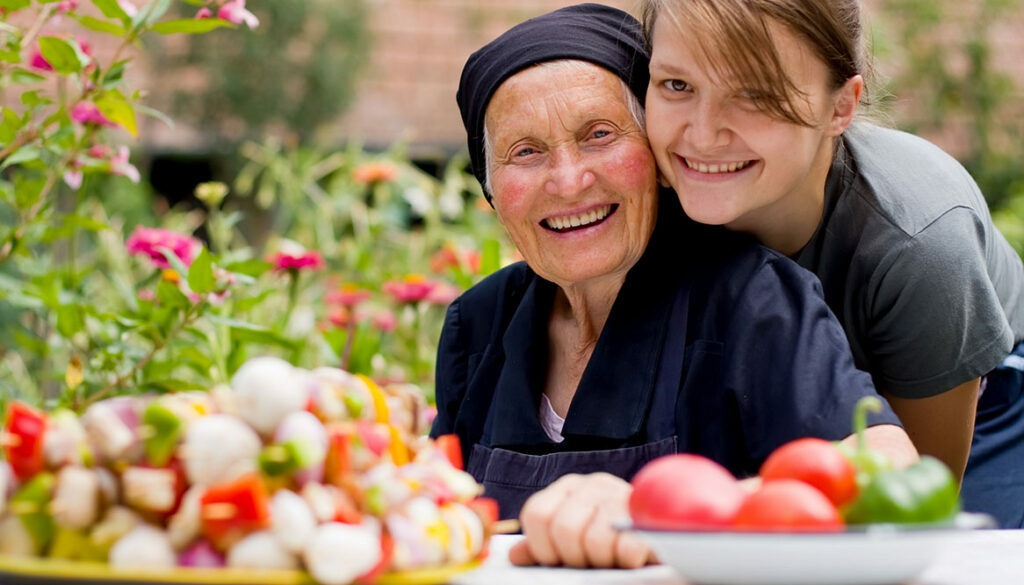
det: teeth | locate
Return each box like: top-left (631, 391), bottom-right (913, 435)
top-left (686, 159), bottom-right (751, 174)
top-left (545, 205), bottom-right (613, 231)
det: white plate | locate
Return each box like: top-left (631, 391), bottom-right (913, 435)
top-left (617, 513), bottom-right (995, 585)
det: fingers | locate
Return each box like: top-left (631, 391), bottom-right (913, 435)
top-left (517, 472), bottom-right (653, 569)
top-left (519, 473), bottom-right (585, 566)
top-left (507, 539), bottom-right (536, 566)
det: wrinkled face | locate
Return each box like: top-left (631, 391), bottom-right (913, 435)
top-left (485, 62), bottom-right (658, 289)
top-left (645, 16), bottom-right (842, 237)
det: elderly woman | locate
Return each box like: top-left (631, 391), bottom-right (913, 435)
top-left (431, 3), bottom-right (917, 568)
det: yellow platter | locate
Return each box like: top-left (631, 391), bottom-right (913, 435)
top-left (0, 554), bottom-right (482, 585)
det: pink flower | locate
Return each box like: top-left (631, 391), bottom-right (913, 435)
top-left (373, 310), bottom-right (397, 332)
top-left (429, 244), bottom-right (481, 274)
top-left (137, 289), bottom-right (156, 302)
top-left (110, 146), bottom-right (140, 183)
top-left (325, 283), bottom-right (371, 307)
top-left (195, 7), bottom-right (212, 19)
top-left (29, 49), bottom-right (53, 71)
top-left (268, 250), bottom-right (325, 272)
top-left (71, 102), bottom-right (116, 127)
top-left (327, 306), bottom-right (351, 328)
top-left (64, 170), bottom-right (83, 190)
top-left (125, 227), bottom-right (201, 269)
top-left (383, 275), bottom-right (438, 303)
top-left (425, 283), bottom-right (460, 306)
top-left (57, 1), bottom-right (79, 14)
top-left (118, 0), bottom-right (138, 18)
top-left (218, 0), bottom-right (259, 28)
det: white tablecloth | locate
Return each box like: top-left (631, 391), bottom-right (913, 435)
top-left (452, 531), bottom-right (1024, 585)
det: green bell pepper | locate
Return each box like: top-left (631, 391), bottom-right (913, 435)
top-left (836, 396), bottom-right (892, 481)
top-left (843, 455), bottom-right (960, 524)
top-left (11, 472), bottom-right (56, 554)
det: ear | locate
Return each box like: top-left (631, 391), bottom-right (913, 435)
top-left (827, 74), bottom-right (863, 137)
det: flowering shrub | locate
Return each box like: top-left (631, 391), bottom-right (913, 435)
top-left (0, 2), bottom-right (511, 416)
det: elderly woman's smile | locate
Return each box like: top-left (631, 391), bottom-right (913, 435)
top-left (484, 61), bottom-right (659, 289)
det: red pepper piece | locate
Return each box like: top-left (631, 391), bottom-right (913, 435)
top-left (200, 474), bottom-right (270, 549)
top-left (3, 402), bottom-right (48, 481)
top-left (468, 497), bottom-right (499, 526)
top-left (434, 434), bottom-right (463, 470)
top-left (354, 532), bottom-right (393, 585)
top-left (332, 487), bottom-right (363, 524)
top-left (325, 424), bottom-right (354, 486)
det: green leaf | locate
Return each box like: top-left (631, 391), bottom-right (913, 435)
top-left (208, 315), bottom-right (299, 351)
top-left (13, 330), bottom-right (49, 357)
top-left (156, 279), bottom-right (190, 309)
top-left (157, 246), bottom-right (191, 277)
top-left (140, 379), bottom-right (207, 393)
top-left (76, 15), bottom-right (127, 36)
top-left (21, 90), bottom-right (52, 107)
top-left (10, 69), bottom-right (46, 84)
top-left (133, 0), bottom-right (173, 29)
top-left (0, 50), bottom-right (22, 64)
top-left (187, 247), bottom-right (215, 294)
top-left (95, 90), bottom-right (137, 137)
top-left (1, 145), bottom-right (41, 170)
top-left (151, 18), bottom-right (234, 35)
top-left (479, 238), bottom-right (501, 276)
top-left (0, 0), bottom-right (31, 10)
top-left (38, 37), bottom-right (88, 75)
top-left (56, 304), bottom-right (86, 338)
top-left (102, 60), bottom-right (129, 88)
top-left (0, 107), bottom-right (22, 145)
top-left (224, 259), bottom-right (273, 277)
top-left (133, 103), bottom-right (174, 129)
top-left (91, 0), bottom-right (129, 22)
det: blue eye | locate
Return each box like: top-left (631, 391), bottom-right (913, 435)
top-left (592, 129), bottom-right (611, 139)
top-left (514, 146), bottom-right (537, 157)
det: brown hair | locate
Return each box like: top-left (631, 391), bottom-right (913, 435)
top-left (641, 0), bottom-right (870, 127)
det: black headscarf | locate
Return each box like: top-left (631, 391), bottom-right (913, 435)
top-left (456, 3), bottom-right (650, 203)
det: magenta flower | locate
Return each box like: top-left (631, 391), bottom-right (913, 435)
top-left (56, 1), bottom-right (79, 14)
top-left (383, 275), bottom-right (438, 303)
top-left (195, 7), bottom-right (212, 19)
top-left (268, 251), bottom-right (325, 272)
top-left (218, 0), bottom-right (259, 28)
top-left (29, 49), bottom-right (53, 71)
top-left (126, 227), bottom-right (201, 269)
top-left (71, 102), bottom-right (116, 127)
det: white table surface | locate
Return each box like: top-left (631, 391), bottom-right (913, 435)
top-left (452, 531), bottom-right (1024, 585)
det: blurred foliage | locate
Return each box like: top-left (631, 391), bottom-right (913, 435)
top-left (146, 0), bottom-right (370, 146)
top-left (873, 0), bottom-right (1024, 217)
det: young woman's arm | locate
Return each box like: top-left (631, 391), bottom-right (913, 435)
top-left (883, 379), bottom-right (980, 486)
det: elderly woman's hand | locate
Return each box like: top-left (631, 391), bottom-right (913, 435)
top-left (507, 472), bottom-right (655, 569)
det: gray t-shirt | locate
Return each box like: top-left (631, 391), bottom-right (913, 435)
top-left (794, 123), bottom-right (1024, 399)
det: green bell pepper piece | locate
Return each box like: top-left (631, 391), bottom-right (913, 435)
top-left (843, 455), bottom-right (960, 524)
top-left (11, 472), bottom-right (56, 553)
top-left (142, 403), bottom-right (184, 467)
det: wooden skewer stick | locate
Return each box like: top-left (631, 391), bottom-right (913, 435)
top-left (491, 519), bottom-right (520, 534)
top-left (0, 432), bottom-right (22, 447)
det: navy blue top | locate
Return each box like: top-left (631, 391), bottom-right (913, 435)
top-left (431, 198), bottom-right (901, 479)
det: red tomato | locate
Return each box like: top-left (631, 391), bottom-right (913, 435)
top-left (434, 434), bottom-right (463, 470)
top-left (3, 402), bottom-right (47, 481)
top-left (629, 454), bottom-right (745, 530)
top-left (760, 437), bottom-right (858, 507)
top-left (732, 479), bottom-right (843, 532)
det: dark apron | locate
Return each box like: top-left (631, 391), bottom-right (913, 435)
top-left (962, 340), bottom-right (1024, 528)
top-left (467, 282), bottom-right (690, 520)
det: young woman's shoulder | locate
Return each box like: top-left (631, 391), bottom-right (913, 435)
top-left (842, 123), bottom-right (989, 235)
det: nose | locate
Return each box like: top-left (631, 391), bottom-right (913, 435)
top-left (544, 148), bottom-right (596, 197)
top-left (684, 98), bottom-right (729, 152)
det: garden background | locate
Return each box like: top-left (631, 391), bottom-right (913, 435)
top-left (1, 0), bottom-right (1023, 414)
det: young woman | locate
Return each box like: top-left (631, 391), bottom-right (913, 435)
top-left (642, 0), bottom-right (1024, 528)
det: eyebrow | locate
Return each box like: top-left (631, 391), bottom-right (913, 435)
top-left (648, 60), bottom-right (691, 76)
